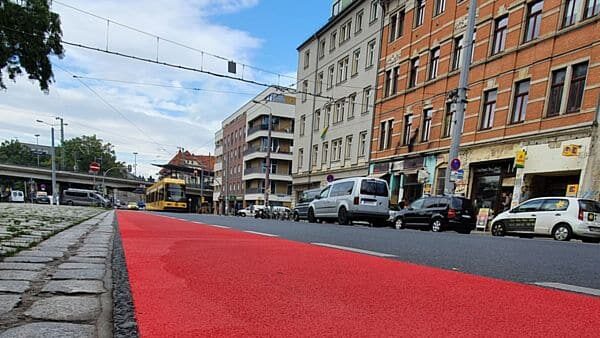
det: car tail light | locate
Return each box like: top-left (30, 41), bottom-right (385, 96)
top-left (578, 208), bottom-right (584, 221)
top-left (354, 197), bottom-right (359, 205)
top-left (448, 208), bottom-right (457, 219)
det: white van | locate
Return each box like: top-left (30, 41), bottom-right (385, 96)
top-left (308, 177), bottom-right (390, 225)
top-left (62, 189), bottom-right (110, 208)
top-left (9, 190), bottom-right (25, 203)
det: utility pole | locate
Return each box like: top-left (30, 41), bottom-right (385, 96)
top-left (444, 0), bottom-right (477, 195)
top-left (133, 152), bottom-right (138, 178)
top-left (37, 120), bottom-right (57, 205)
top-left (55, 117), bottom-right (66, 171)
top-left (34, 134), bottom-right (40, 167)
top-left (224, 152), bottom-right (229, 215)
top-left (200, 167), bottom-right (204, 213)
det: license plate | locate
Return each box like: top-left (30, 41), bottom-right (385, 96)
top-left (362, 201), bottom-right (377, 206)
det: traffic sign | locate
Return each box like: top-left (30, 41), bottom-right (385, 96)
top-left (89, 162), bottom-right (101, 173)
top-left (450, 158), bottom-right (461, 170)
top-left (326, 174), bottom-right (334, 183)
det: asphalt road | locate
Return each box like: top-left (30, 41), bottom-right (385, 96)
top-left (161, 213), bottom-right (600, 290)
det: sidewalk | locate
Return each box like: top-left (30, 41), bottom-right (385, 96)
top-left (0, 210), bottom-right (115, 337)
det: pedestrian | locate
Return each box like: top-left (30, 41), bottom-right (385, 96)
top-left (520, 186), bottom-right (530, 202)
top-left (501, 192), bottom-right (511, 211)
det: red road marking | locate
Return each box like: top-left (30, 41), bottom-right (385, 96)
top-left (117, 211), bottom-right (600, 337)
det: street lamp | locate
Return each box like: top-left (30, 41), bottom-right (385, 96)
top-left (55, 117), bottom-right (68, 171)
top-left (34, 134), bottom-right (40, 167)
top-left (252, 99), bottom-right (273, 209)
top-left (133, 152), bottom-right (138, 178)
top-left (36, 119), bottom-right (57, 205)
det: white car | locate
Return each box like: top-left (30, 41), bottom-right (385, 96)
top-left (490, 197), bottom-right (600, 243)
top-left (237, 205), bottom-right (264, 217)
top-left (9, 190), bottom-right (25, 203)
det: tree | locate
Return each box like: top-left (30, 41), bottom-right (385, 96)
top-left (59, 135), bottom-right (126, 177)
top-left (0, 139), bottom-right (36, 166)
top-left (0, 0), bottom-right (64, 92)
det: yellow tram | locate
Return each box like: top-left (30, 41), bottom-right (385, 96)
top-left (145, 178), bottom-right (187, 211)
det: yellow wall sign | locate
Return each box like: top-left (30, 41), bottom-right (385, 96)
top-left (566, 184), bottom-right (579, 197)
top-left (562, 144), bottom-right (581, 157)
top-left (515, 149), bottom-right (526, 168)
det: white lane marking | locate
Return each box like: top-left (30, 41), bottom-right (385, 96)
top-left (534, 282), bottom-right (600, 297)
top-left (311, 243), bottom-right (397, 258)
top-left (244, 230), bottom-right (278, 237)
top-left (197, 222), bottom-right (230, 229)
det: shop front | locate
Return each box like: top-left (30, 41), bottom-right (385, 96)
top-left (469, 159), bottom-right (516, 215)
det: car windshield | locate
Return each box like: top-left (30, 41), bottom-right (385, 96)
top-left (166, 184), bottom-right (186, 202)
top-left (360, 180), bottom-right (388, 197)
top-left (579, 200), bottom-right (600, 213)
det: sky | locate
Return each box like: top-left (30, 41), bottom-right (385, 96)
top-left (0, 0), bottom-right (332, 178)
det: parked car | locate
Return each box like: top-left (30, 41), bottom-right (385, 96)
top-left (392, 196), bottom-right (475, 234)
top-left (62, 189), bottom-right (110, 208)
top-left (35, 191), bottom-right (50, 204)
top-left (137, 201), bottom-right (146, 210)
top-left (307, 177), bottom-right (390, 225)
top-left (9, 190), bottom-right (25, 203)
top-left (237, 205), bottom-right (264, 217)
top-left (293, 188), bottom-right (322, 221)
top-left (127, 201), bottom-right (139, 210)
top-left (490, 197), bottom-right (600, 242)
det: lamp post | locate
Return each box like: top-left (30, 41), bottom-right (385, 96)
top-left (133, 152), bottom-right (138, 178)
top-left (55, 117), bottom-right (67, 171)
top-left (36, 119), bottom-right (57, 205)
top-left (252, 99), bottom-right (273, 209)
top-left (34, 134), bottom-right (40, 167)
top-left (102, 166), bottom-right (124, 202)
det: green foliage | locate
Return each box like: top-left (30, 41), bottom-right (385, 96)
top-left (0, 139), bottom-right (36, 165)
top-left (0, 0), bottom-right (64, 92)
top-left (60, 135), bottom-right (127, 177)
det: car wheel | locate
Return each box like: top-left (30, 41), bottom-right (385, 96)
top-left (240, 213), bottom-right (246, 217)
top-left (491, 222), bottom-right (506, 236)
top-left (395, 217), bottom-right (405, 230)
top-left (293, 212), bottom-right (300, 222)
top-left (552, 223), bottom-right (572, 241)
top-left (338, 207), bottom-right (349, 225)
top-left (308, 208), bottom-right (316, 223)
top-left (431, 218), bottom-right (443, 232)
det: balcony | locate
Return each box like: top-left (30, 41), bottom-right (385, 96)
top-left (243, 167), bottom-right (293, 181)
top-left (246, 125), bottom-right (294, 142)
top-left (243, 147), bottom-right (293, 161)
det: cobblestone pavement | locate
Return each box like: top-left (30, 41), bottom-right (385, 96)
top-left (0, 209), bottom-right (114, 338)
top-left (0, 203), bottom-right (103, 257)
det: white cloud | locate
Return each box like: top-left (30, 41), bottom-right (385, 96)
top-left (0, 0), bottom-right (280, 178)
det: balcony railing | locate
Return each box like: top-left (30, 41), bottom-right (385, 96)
top-left (247, 125), bottom-right (293, 137)
top-left (244, 167), bottom-right (291, 176)
top-left (245, 188), bottom-right (291, 197)
top-left (244, 147), bottom-right (292, 156)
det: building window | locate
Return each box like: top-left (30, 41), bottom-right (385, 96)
top-left (351, 49), bottom-right (360, 76)
top-left (299, 115), bottom-right (306, 136)
top-left (358, 131), bottom-right (367, 157)
top-left (366, 39), bottom-right (376, 68)
top-left (324, 105), bottom-right (331, 127)
top-left (435, 167), bottom-right (447, 195)
top-left (415, 0), bottom-right (425, 27)
top-left (333, 99), bottom-right (345, 123)
top-left (511, 80), bottom-right (530, 123)
top-left (525, 1), bottom-right (544, 42)
top-left (421, 109), bottom-right (432, 142)
top-left (481, 89), bottom-right (497, 130)
top-left (384, 67), bottom-right (399, 97)
top-left (356, 10), bottom-right (364, 33)
top-left (362, 86), bottom-right (371, 114)
top-left (301, 80), bottom-right (308, 102)
top-left (443, 102), bottom-right (456, 138)
top-left (330, 31), bottom-right (337, 51)
top-left (304, 50), bottom-right (310, 69)
top-left (434, 0), bottom-right (446, 16)
top-left (370, 0), bottom-right (379, 22)
top-left (452, 36), bottom-right (464, 70)
top-left (322, 142), bottom-right (329, 164)
top-left (327, 65), bottom-right (334, 89)
top-left (567, 62), bottom-right (588, 113)
top-left (585, 0), bottom-right (600, 18)
top-left (332, 138), bottom-right (343, 161)
top-left (317, 71), bottom-right (324, 94)
top-left (312, 145), bottom-right (318, 167)
top-left (408, 57), bottom-right (419, 88)
top-left (547, 68), bottom-right (566, 117)
top-left (492, 16), bottom-right (508, 55)
top-left (563, 0), bottom-right (583, 27)
top-left (348, 93), bottom-right (356, 118)
top-left (314, 109), bottom-right (321, 131)
top-left (340, 20), bottom-right (352, 44)
top-left (428, 48), bottom-right (440, 80)
top-left (345, 135), bottom-right (353, 159)
top-left (379, 119), bottom-right (393, 150)
top-left (402, 115), bottom-right (413, 145)
top-left (389, 10), bottom-right (405, 42)
top-left (337, 56), bottom-right (349, 83)
top-left (319, 40), bottom-right (326, 59)
top-left (298, 148), bottom-right (304, 169)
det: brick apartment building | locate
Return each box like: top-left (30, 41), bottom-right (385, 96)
top-left (214, 111), bottom-right (246, 214)
top-left (371, 0), bottom-right (600, 214)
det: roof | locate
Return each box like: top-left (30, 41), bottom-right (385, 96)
top-left (157, 150), bottom-right (215, 176)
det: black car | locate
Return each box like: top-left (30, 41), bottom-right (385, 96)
top-left (292, 188), bottom-right (322, 222)
top-left (393, 196), bottom-right (475, 234)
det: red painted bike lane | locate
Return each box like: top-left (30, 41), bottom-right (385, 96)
top-left (117, 211), bottom-right (600, 337)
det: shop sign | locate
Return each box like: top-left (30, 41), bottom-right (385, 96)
top-left (372, 162), bottom-right (390, 174)
top-left (515, 149), bottom-right (526, 168)
top-left (391, 161), bottom-right (404, 171)
top-left (562, 144), bottom-right (581, 157)
top-left (404, 157), bottom-right (424, 170)
top-left (566, 184), bottom-right (579, 197)
top-left (455, 183), bottom-right (467, 194)
top-left (423, 183), bottom-right (432, 195)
